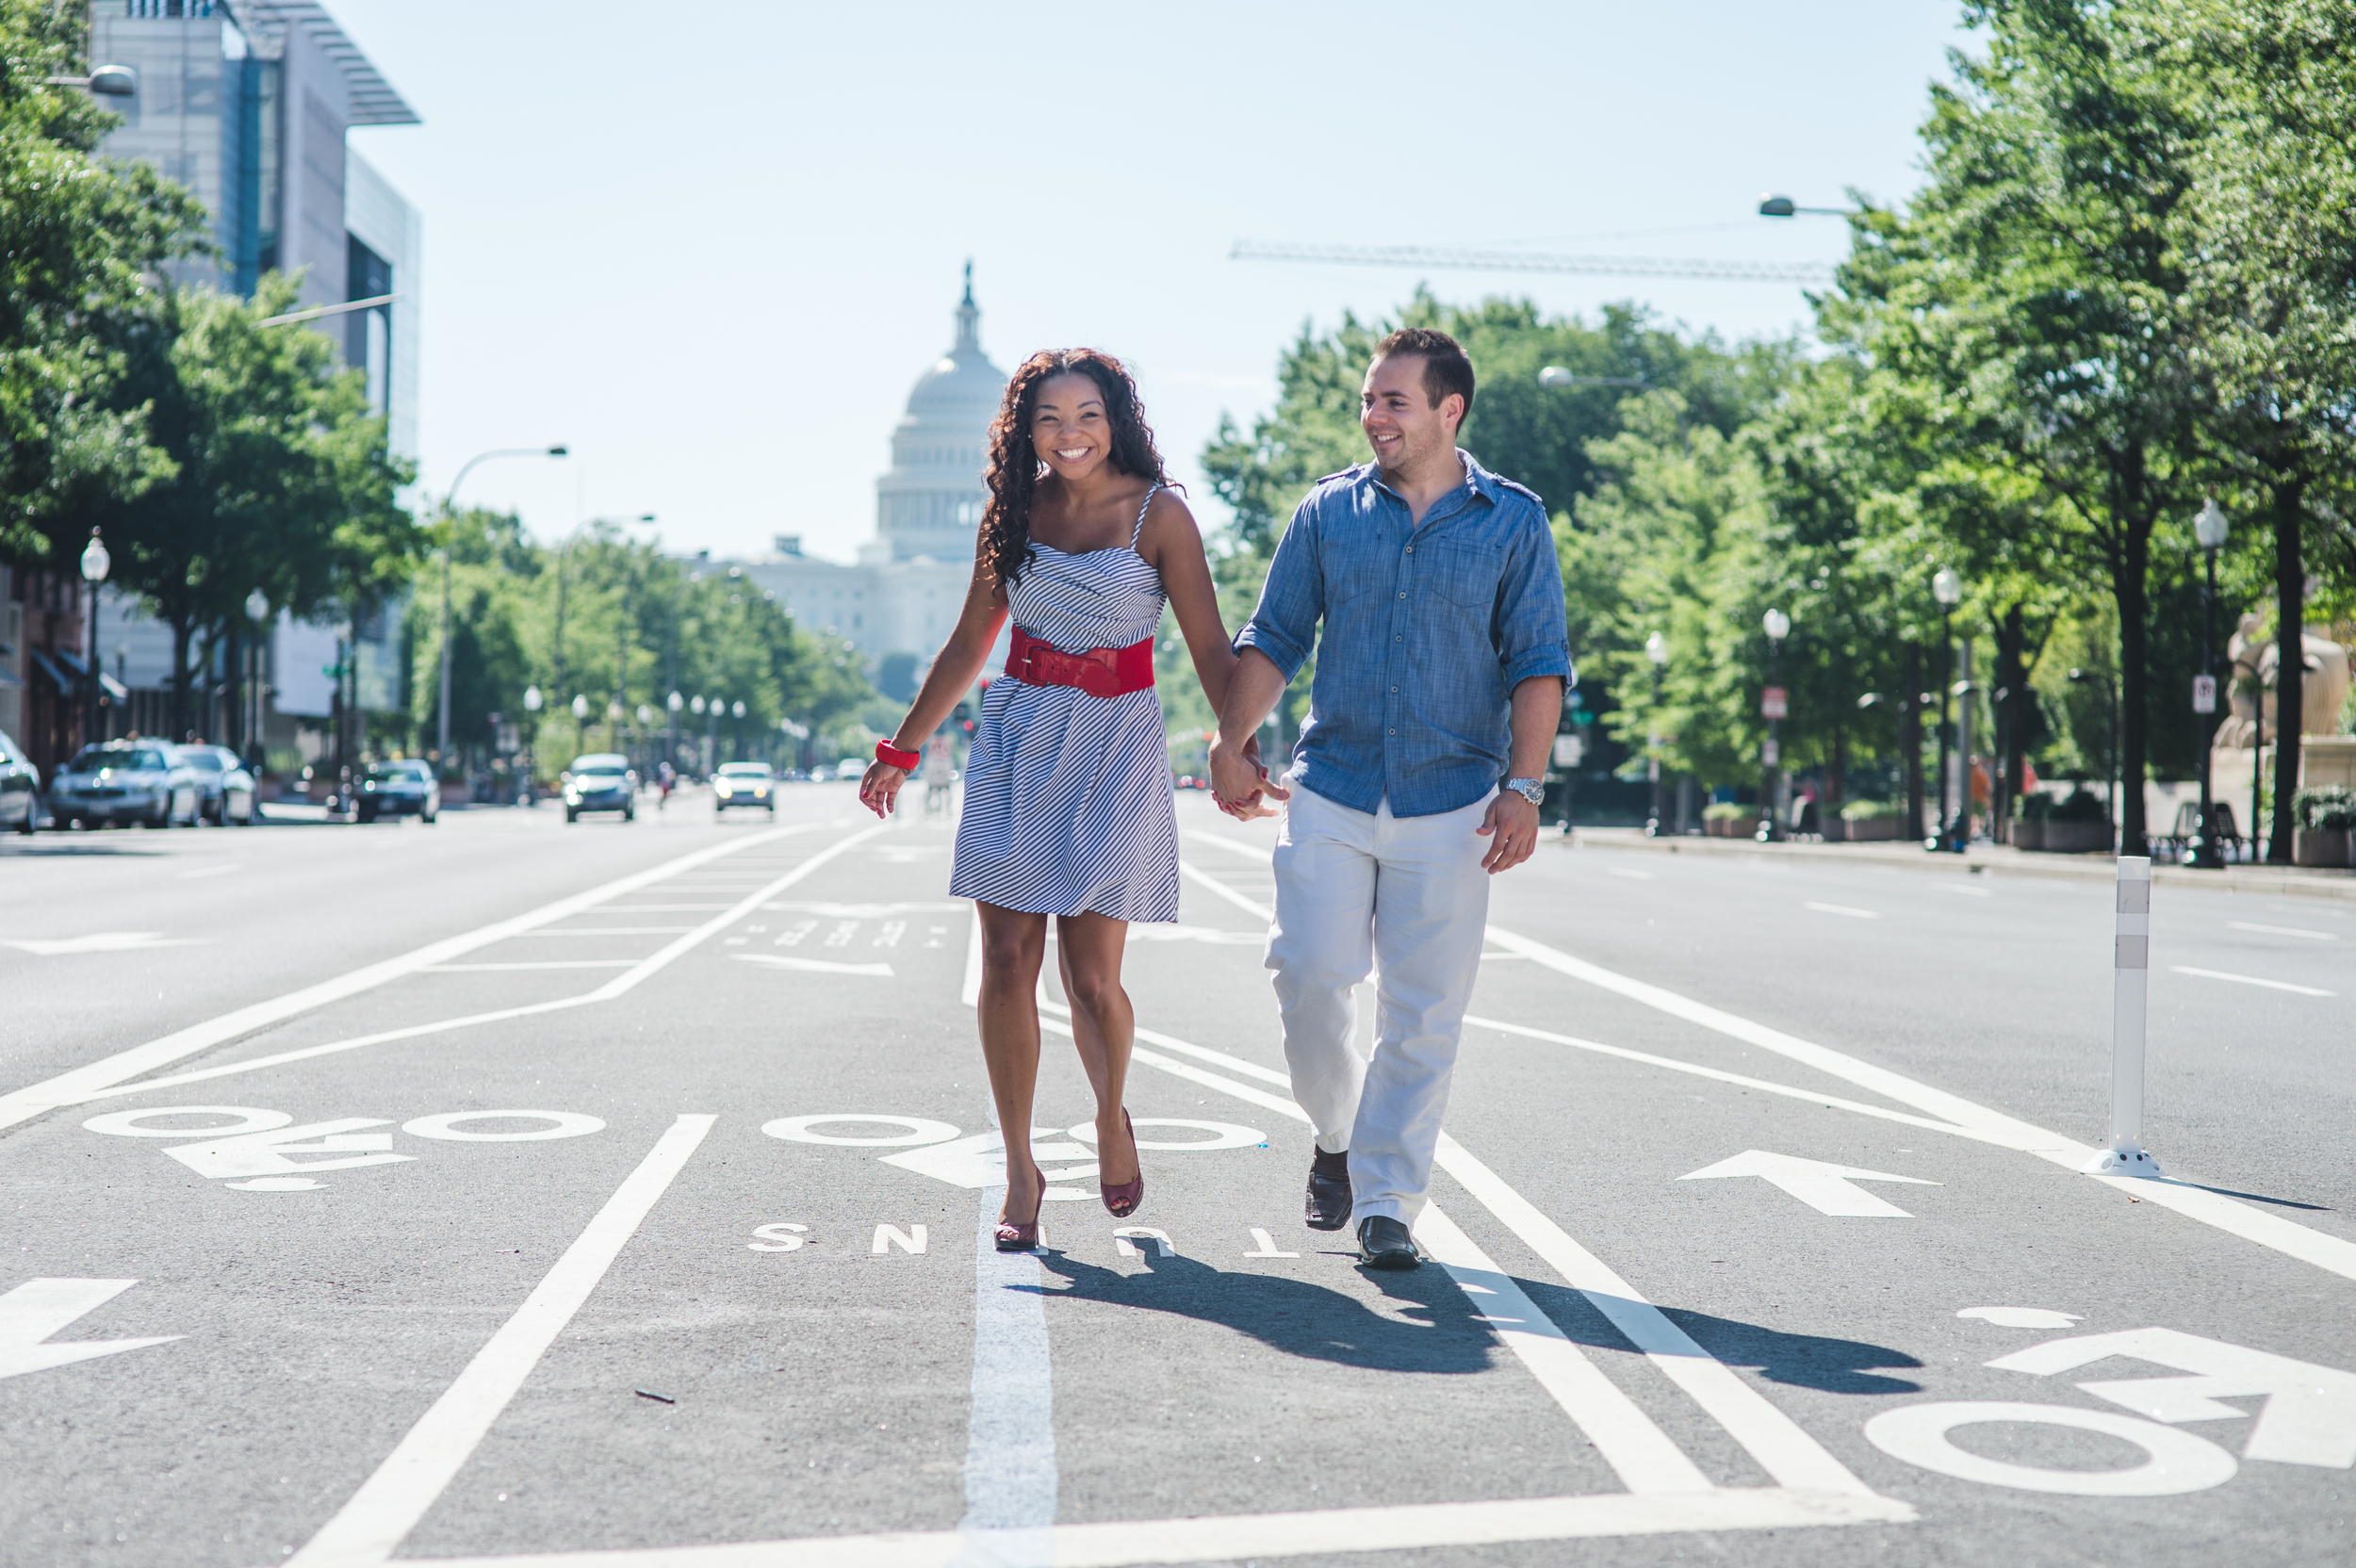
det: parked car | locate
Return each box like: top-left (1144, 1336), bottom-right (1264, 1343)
top-left (562, 754), bottom-right (637, 823)
top-left (834, 758), bottom-right (867, 781)
top-left (777, 766), bottom-right (810, 783)
top-left (176, 744), bottom-right (259, 825)
top-left (47, 741), bottom-right (200, 829)
top-left (713, 761), bottom-right (777, 814)
top-left (0, 728), bottom-right (38, 836)
top-left (357, 759), bottom-right (440, 825)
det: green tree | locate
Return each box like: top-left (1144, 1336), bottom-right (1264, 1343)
top-left (0, 0), bottom-right (205, 562)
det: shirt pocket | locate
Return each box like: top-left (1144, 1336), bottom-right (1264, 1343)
top-left (1423, 540), bottom-right (1505, 613)
top-left (1323, 535), bottom-right (1396, 611)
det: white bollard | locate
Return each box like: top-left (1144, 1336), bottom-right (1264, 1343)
top-left (2083, 856), bottom-right (2165, 1176)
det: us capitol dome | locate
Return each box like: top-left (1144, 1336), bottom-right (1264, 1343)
top-left (737, 269), bottom-right (1008, 674)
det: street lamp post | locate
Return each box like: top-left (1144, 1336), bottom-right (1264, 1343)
top-left (1758, 609), bottom-right (1790, 842)
top-left (2192, 499), bottom-right (2230, 868)
top-left (522, 684), bottom-right (543, 801)
top-left (240, 588), bottom-right (270, 760)
top-left (440, 445), bottom-right (568, 765)
top-left (704, 695), bottom-right (721, 776)
top-left (666, 690), bottom-right (683, 776)
top-left (1932, 567), bottom-right (1963, 852)
top-left (1644, 630), bottom-right (1668, 836)
top-left (79, 530), bottom-right (110, 746)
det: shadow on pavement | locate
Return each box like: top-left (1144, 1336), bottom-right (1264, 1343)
top-left (1029, 1247), bottom-right (1502, 1376)
top-left (1520, 1279), bottom-right (1924, 1394)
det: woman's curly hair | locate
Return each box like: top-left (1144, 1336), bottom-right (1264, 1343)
top-left (980, 349), bottom-right (1168, 592)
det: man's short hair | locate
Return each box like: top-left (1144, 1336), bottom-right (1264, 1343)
top-left (1373, 328), bottom-right (1476, 427)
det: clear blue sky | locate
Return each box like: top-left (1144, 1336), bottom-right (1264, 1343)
top-left (331, 0), bottom-right (1973, 564)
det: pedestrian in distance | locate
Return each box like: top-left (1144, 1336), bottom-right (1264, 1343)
top-left (1210, 327), bottom-right (1570, 1271)
top-left (921, 734), bottom-right (957, 818)
top-left (860, 349), bottom-right (1264, 1251)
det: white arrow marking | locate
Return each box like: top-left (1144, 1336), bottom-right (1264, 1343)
top-left (880, 1128), bottom-right (1100, 1198)
top-left (163, 1118), bottom-right (416, 1180)
top-left (1988, 1326), bottom-right (2356, 1468)
top-left (1680, 1150), bottom-right (1939, 1217)
top-left (0, 1279), bottom-right (180, 1380)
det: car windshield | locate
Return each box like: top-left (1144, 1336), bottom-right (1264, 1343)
top-left (575, 768), bottom-right (627, 780)
top-left (368, 764), bottom-right (427, 783)
top-left (69, 746), bottom-right (165, 772)
top-left (719, 764), bottom-right (770, 777)
top-left (182, 752), bottom-right (224, 773)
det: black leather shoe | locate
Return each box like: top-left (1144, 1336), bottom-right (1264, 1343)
top-left (1356, 1216), bottom-right (1421, 1270)
top-left (1305, 1161), bottom-right (1352, 1232)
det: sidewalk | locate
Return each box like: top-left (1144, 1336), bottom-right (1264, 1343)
top-left (1571, 825), bottom-right (2356, 904)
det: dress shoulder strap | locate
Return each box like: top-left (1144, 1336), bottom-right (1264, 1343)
top-left (1130, 482), bottom-right (1163, 549)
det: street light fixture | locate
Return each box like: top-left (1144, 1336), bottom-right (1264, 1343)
top-left (1758, 609), bottom-right (1791, 842)
top-left (439, 445), bottom-right (569, 764)
top-left (1644, 630), bottom-right (1669, 836)
top-left (2192, 499), bottom-right (2230, 868)
top-left (1757, 194), bottom-right (1852, 218)
top-left (44, 65), bottom-right (136, 95)
top-left (570, 694), bottom-right (589, 722)
top-left (1930, 567), bottom-right (1965, 853)
top-left (79, 529), bottom-right (110, 745)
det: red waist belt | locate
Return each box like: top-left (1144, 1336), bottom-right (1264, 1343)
top-left (1005, 628), bottom-right (1155, 698)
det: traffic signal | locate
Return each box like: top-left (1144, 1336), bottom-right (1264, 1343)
top-left (954, 701), bottom-right (973, 735)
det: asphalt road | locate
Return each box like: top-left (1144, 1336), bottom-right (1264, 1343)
top-left (1, 787), bottom-right (2349, 1568)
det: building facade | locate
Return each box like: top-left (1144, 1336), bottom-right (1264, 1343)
top-left (70, 0), bottom-right (418, 771)
top-left (734, 275), bottom-right (1007, 678)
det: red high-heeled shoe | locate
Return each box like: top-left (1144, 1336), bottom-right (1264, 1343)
top-left (1100, 1108), bottom-right (1143, 1219)
top-left (994, 1163), bottom-right (1048, 1252)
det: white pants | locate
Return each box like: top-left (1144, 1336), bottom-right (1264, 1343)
top-left (1266, 786), bottom-right (1492, 1224)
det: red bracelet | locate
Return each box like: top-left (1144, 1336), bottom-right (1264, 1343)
top-left (875, 739), bottom-right (922, 772)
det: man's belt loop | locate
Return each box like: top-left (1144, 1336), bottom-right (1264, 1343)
top-left (1005, 628), bottom-right (1155, 698)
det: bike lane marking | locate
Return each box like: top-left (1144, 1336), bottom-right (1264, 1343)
top-left (0, 823), bottom-right (831, 1133)
top-left (41, 824), bottom-right (890, 1109)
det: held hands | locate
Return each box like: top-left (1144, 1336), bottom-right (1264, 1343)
top-left (858, 761), bottom-right (908, 820)
top-left (1208, 731), bottom-right (1284, 821)
top-left (1475, 791), bottom-right (1541, 874)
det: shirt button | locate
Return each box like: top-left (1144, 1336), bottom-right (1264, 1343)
top-left (1390, 685), bottom-right (1399, 693)
top-left (1388, 727), bottom-right (1396, 734)
top-left (1395, 635), bottom-right (1402, 642)
top-left (1405, 545), bottom-right (1414, 553)
top-left (1398, 591), bottom-right (1407, 599)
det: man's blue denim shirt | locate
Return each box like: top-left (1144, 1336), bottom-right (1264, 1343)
top-left (1235, 449), bottom-right (1572, 818)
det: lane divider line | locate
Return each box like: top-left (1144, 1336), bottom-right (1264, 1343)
top-left (2169, 965), bottom-right (2334, 997)
top-left (396, 1487), bottom-right (1914, 1567)
top-left (1186, 840), bottom-right (2356, 1286)
top-left (50, 825), bottom-right (889, 1107)
top-left (1040, 1000), bottom-right (1883, 1502)
top-left (957, 1189), bottom-right (1057, 1555)
top-left (0, 824), bottom-right (826, 1133)
top-left (287, 1113), bottom-right (717, 1568)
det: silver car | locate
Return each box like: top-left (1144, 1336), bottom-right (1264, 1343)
top-left (0, 728), bottom-right (38, 836)
top-left (563, 754), bottom-right (637, 823)
top-left (177, 744), bottom-right (258, 825)
top-left (48, 741), bottom-right (200, 829)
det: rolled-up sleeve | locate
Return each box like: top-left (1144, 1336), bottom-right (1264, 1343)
top-left (1234, 498), bottom-right (1323, 683)
top-left (1494, 506), bottom-right (1572, 689)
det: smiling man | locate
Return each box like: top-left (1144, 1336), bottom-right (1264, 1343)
top-left (1209, 327), bottom-right (1570, 1269)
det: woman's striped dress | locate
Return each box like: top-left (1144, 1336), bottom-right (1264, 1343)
top-left (950, 488), bottom-right (1179, 923)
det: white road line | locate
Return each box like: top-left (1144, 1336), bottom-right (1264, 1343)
top-left (731, 955), bottom-right (893, 976)
top-left (571, 904), bottom-right (734, 912)
top-left (403, 1490), bottom-right (1912, 1566)
top-left (961, 906), bottom-right (984, 1008)
top-left (1802, 902), bottom-right (1878, 920)
top-left (1185, 832), bottom-right (2356, 1286)
top-left (2226, 920), bottom-right (2336, 941)
top-left (1433, 1134), bottom-right (1878, 1496)
top-left (957, 1190), bottom-right (1057, 1557)
top-left (0, 825), bottom-right (823, 1133)
top-left (1481, 923), bottom-right (2356, 1285)
top-left (511, 926), bottom-right (701, 937)
top-left (421, 961), bottom-right (639, 972)
top-left (2169, 965), bottom-right (2335, 997)
top-left (1178, 858), bottom-right (1274, 920)
top-left (1414, 1207), bottom-right (1715, 1494)
top-left (1932, 884), bottom-right (1992, 898)
top-left (1065, 1003), bottom-right (1884, 1503)
top-left (52, 825), bottom-right (888, 1106)
top-left (288, 1114), bottom-right (716, 1568)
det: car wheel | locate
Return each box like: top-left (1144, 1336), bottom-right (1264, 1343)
top-left (15, 812), bottom-right (33, 837)
top-left (422, 810), bottom-right (436, 825)
top-left (623, 808), bottom-right (635, 823)
top-left (564, 808), bottom-right (578, 824)
top-left (357, 805), bottom-right (376, 825)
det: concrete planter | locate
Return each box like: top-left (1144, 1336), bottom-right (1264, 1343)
top-left (2011, 820), bottom-right (2045, 852)
top-left (2294, 826), bottom-right (2353, 868)
top-left (1703, 813), bottom-right (1753, 839)
top-left (1835, 816), bottom-right (1906, 842)
top-left (2030, 819), bottom-right (2113, 854)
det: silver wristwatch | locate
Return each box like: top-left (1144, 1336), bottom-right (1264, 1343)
top-left (1504, 777), bottom-right (1546, 806)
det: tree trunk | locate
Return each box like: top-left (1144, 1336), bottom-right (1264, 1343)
top-left (169, 612), bottom-right (193, 743)
top-left (1901, 641), bottom-right (1923, 841)
top-left (2267, 479), bottom-right (2305, 862)
top-left (1992, 603), bottom-right (2031, 841)
top-left (1828, 719), bottom-right (1846, 816)
top-left (225, 627), bottom-right (242, 754)
top-left (2110, 454), bottom-right (2154, 857)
